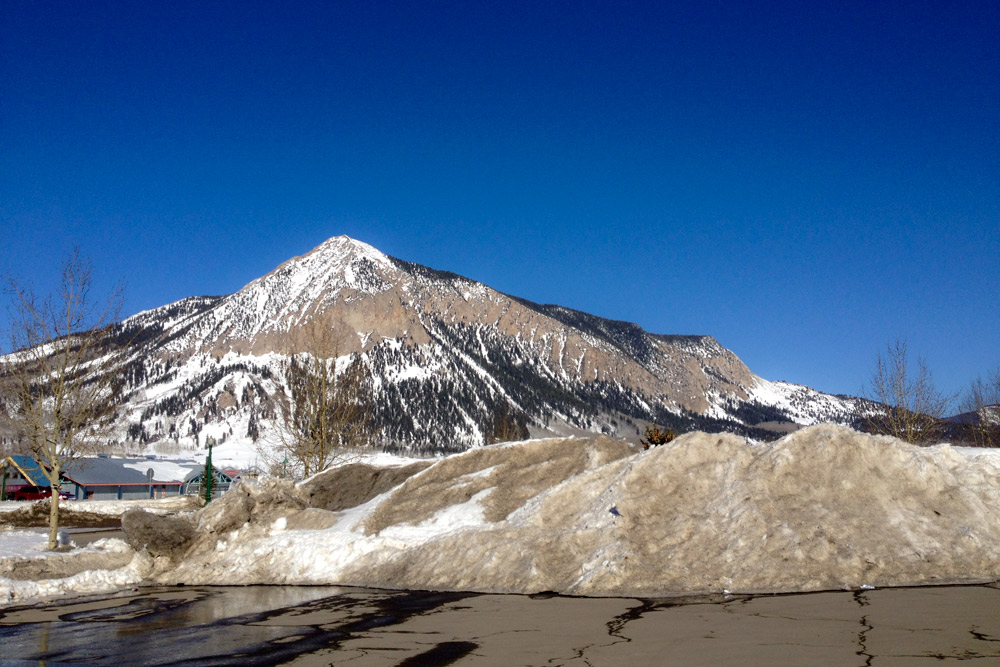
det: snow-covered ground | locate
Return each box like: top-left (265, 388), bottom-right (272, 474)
top-left (3, 426), bottom-right (1000, 607)
top-left (1, 528), bottom-right (131, 557)
top-left (2, 529), bottom-right (57, 557)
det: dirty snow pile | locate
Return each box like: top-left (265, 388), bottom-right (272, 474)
top-left (0, 533), bottom-right (145, 605)
top-left (3, 425), bottom-right (1000, 605)
top-left (43, 495), bottom-right (199, 517)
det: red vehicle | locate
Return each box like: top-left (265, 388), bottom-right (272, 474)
top-left (9, 485), bottom-right (72, 501)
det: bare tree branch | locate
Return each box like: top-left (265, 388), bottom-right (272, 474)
top-left (1, 248), bottom-right (125, 549)
top-left (262, 318), bottom-right (375, 478)
top-left (958, 367), bottom-right (1000, 447)
top-left (863, 339), bottom-right (953, 445)
top-left (484, 403), bottom-right (529, 445)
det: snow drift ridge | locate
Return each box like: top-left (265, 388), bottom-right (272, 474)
top-left (125, 425), bottom-right (1000, 598)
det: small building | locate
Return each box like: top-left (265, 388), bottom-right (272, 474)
top-left (181, 467), bottom-right (238, 498)
top-left (3, 454), bottom-right (227, 501)
top-left (62, 457), bottom-right (190, 500)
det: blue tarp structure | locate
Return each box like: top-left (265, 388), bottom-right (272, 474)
top-left (2, 455), bottom-right (54, 499)
top-left (6, 455), bottom-right (52, 486)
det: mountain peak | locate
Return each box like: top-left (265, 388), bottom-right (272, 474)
top-left (280, 235), bottom-right (395, 280)
top-left (256, 235), bottom-right (398, 296)
top-left (312, 235), bottom-right (393, 266)
top-left (103, 237), bottom-right (864, 455)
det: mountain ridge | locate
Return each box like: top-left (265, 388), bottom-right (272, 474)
top-left (83, 236), bottom-right (865, 459)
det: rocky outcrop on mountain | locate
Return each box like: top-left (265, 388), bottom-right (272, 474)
top-left (89, 236), bottom-right (863, 456)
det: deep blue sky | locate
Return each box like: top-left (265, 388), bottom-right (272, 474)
top-left (2, 1), bottom-right (998, 404)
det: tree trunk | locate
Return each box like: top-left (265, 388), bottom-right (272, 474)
top-left (48, 464), bottom-right (61, 550)
top-left (48, 492), bottom-right (61, 550)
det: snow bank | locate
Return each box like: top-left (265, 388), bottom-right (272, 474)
top-left (0, 495), bottom-right (199, 530)
top-left (4, 426), bottom-right (1000, 606)
top-left (1, 554), bottom-right (150, 606)
top-left (63, 495), bottom-right (199, 517)
top-left (0, 537), bottom-right (145, 605)
top-left (328, 427), bottom-right (1000, 595)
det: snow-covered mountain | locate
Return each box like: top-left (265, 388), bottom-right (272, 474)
top-left (97, 236), bottom-right (862, 459)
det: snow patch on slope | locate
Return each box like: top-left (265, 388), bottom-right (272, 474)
top-left (749, 378), bottom-right (860, 425)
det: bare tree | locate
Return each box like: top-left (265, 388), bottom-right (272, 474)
top-left (863, 339), bottom-right (952, 445)
top-left (640, 424), bottom-right (675, 450)
top-left (958, 367), bottom-right (1000, 447)
top-left (484, 403), bottom-right (529, 445)
top-left (267, 320), bottom-right (374, 478)
top-left (1, 249), bottom-right (124, 549)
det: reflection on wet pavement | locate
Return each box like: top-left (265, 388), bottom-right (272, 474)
top-left (0, 584), bottom-right (998, 665)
